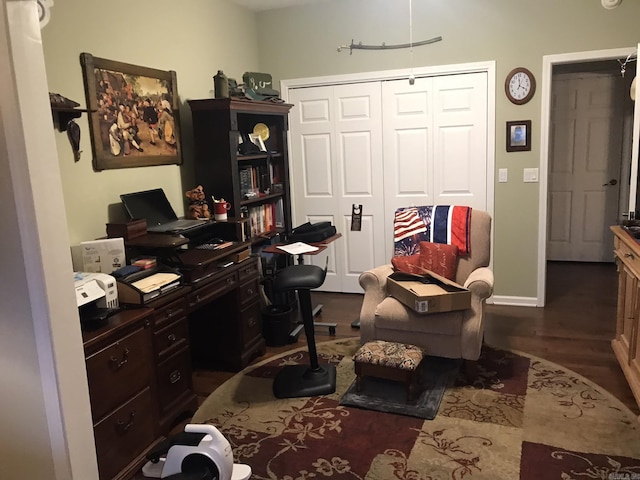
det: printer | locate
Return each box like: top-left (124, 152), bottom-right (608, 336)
top-left (74, 272), bottom-right (119, 326)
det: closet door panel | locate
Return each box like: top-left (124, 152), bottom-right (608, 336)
top-left (302, 134), bottom-right (333, 196)
top-left (331, 83), bottom-right (384, 292)
top-left (433, 73), bottom-right (488, 209)
top-left (382, 77), bottom-right (435, 256)
top-left (289, 83), bottom-right (384, 293)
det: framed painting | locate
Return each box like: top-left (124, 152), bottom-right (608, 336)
top-left (506, 120), bottom-right (531, 152)
top-left (80, 53), bottom-right (182, 170)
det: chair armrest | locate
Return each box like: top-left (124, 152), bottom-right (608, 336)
top-left (463, 267), bottom-right (494, 300)
top-left (358, 264), bottom-right (394, 336)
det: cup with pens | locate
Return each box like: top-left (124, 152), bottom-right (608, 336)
top-left (212, 197), bottom-right (231, 221)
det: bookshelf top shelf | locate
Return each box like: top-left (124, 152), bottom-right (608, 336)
top-left (240, 192), bottom-right (283, 207)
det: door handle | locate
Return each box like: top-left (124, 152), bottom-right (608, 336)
top-left (602, 179), bottom-right (618, 186)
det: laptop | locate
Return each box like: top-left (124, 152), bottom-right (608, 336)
top-left (120, 188), bottom-right (209, 233)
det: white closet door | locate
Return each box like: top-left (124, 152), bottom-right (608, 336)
top-left (382, 76), bottom-right (435, 257)
top-left (289, 72), bottom-right (488, 293)
top-left (432, 73), bottom-right (488, 208)
top-left (382, 72), bottom-right (488, 255)
top-left (289, 82), bottom-right (385, 293)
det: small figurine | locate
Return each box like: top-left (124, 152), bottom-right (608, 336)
top-left (185, 185), bottom-right (211, 219)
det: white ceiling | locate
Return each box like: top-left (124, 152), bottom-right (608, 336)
top-left (231, 0), bottom-right (326, 12)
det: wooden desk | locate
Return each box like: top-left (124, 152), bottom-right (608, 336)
top-left (82, 244), bottom-right (263, 479)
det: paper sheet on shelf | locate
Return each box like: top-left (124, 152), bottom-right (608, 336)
top-left (277, 242), bottom-right (319, 255)
top-left (131, 272), bottom-right (180, 293)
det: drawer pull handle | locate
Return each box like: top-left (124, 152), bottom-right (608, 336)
top-left (226, 278), bottom-right (233, 284)
top-left (248, 318), bottom-right (257, 328)
top-left (247, 288), bottom-right (254, 295)
top-left (109, 348), bottom-right (130, 370)
top-left (625, 253), bottom-right (635, 259)
top-left (167, 333), bottom-right (177, 343)
top-left (166, 309), bottom-right (174, 318)
top-left (116, 411), bottom-right (135, 434)
top-left (169, 370), bottom-right (182, 384)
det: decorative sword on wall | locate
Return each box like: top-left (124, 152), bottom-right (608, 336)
top-left (337, 36), bottom-right (442, 54)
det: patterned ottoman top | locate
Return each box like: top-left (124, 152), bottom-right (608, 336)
top-left (354, 340), bottom-right (424, 370)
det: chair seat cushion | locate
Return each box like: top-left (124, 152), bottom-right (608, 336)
top-left (374, 296), bottom-right (463, 335)
top-left (274, 264), bottom-right (325, 291)
top-left (353, 340), bottom-right (424, 370)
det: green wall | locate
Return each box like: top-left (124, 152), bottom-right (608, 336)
top-left (255, 0), bottom-right (640, 299)
top-left (41, 0), bottom-right (260, 245)
top-left (42, 0), bottom-right (640, 299)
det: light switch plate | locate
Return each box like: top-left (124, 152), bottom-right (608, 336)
top-left (498, 168), bottom-right (508, 183)
top-left (524, 168), bottom-right (539, 183)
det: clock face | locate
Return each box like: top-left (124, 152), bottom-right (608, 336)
top-left (505, 68), bottom-right (536, 105)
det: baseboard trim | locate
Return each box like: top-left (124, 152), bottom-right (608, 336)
top-left (489, 295), bottom-right (539, 307)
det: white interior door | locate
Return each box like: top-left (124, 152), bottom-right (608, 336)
top-left (288, 82), bottom-right (385, 292)
top-left (382, 72), bottom-right (489, 255)
top-left (547, 72), bottom-right (625, 261)
top-left (288, 71), bottom-right (489, 293)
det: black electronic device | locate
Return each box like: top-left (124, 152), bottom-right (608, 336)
top-left (120, 188), bottom-right (209, 233)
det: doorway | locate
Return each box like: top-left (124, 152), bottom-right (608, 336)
top-left (547, 63), bottom-right (629, 262)
top-left (538, 48), bottom-right (636, 306)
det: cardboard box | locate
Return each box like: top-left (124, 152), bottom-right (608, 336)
top-left (80, 238), bottom-right (126, 274)
top-left (387, 270), bottom-right (471, 314)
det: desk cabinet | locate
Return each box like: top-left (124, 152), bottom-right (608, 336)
top-left (83, 294), bottom-right (197, 480)
top-left (148, 294), bottom-right (197, 433)
top-left (189, 256), bottom-right (265, 371)
top-left (611, 226), bottom-right (640, 408)
top-left (83, 309), bottom-right (159, 480)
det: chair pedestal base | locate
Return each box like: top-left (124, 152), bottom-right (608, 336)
top-left (273, 364), bottom-right (337, 398)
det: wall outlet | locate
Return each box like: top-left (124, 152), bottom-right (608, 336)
top-left (523, 168), bottom-right (539, 183)
top-left (498, 168), bottom-right (508, 183)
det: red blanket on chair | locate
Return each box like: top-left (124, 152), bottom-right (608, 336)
top-left (393, 205), bottom-right (472, 256)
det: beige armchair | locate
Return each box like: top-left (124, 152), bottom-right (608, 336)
top-left (358, 210), bottom-right (493, 361)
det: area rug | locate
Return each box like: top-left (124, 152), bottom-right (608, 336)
top-left (340, 355), bottom-right (461, 420)
top-left (192, 337), bottom-right (640, 479)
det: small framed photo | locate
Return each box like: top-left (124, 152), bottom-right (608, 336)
top-left (249, 133), bottom-right (266, 152)
top-left (506, 120), bottom-right (531, 152)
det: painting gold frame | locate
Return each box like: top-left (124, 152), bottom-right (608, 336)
top-left (80, 53), bottom-right (182, 170)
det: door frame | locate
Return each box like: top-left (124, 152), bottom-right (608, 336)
top-left (280, 60), bottom-right (497, 264)
top-left (537, 47), bottom-right (636, 306)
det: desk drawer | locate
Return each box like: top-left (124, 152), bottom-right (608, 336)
top-left (154, 316), bottom-right (189, 360)
top-left (86, 326), bottom-right (153, 421)
top-left (617, 238), bottom-right (640, 275)
top-left (153, 297), bottom-right (188, 328)
top-left (238, 278), bottom-right (260, 306)
top-left (238, 257), bottom-right (259, 282)
top-left (187, 270), bottom-right (237, 309)
top-left (240, 301), bottom-right (262, 345)
top-left (94, 387), bottom-right (155, 480)
top-left (156, 347), bottom-right (192, 416)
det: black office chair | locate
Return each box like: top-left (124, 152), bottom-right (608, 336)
top-left (272, 261), bottom-right (337, 398)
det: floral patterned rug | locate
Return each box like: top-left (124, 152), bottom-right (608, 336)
top-left (192, 337), bottom-right (640, 479)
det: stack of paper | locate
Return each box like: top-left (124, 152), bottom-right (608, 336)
top-left (132, 272), bottom-right (181, 293)
top-left (276, 242), bottom-right (319, 255)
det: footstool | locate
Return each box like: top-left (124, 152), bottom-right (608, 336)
top-left (353, 340), bottom-right (424, 401)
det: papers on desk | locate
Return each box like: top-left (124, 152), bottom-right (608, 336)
top-left (131, 272), bottom-right (181, 293)
top-left (277, 242), bottom-right (319, 255)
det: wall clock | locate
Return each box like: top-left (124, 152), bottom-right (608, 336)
top-left (505, 67), bottom-right (536, 105)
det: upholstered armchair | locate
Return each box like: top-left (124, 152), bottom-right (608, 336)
top-left (358, 210), bottom-right (493, 361)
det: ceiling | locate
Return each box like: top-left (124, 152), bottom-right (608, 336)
top-left (231, 0), bottom-right (326, 12)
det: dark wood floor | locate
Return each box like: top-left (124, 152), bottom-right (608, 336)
top-left (192, 261), bottom-right (638, 416)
